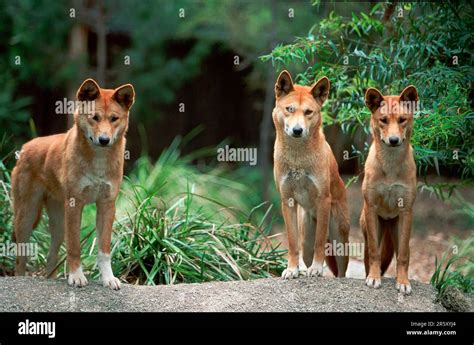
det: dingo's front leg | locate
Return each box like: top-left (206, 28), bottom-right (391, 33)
top-left (65, 200), bottom-right (88, 287)
top-left (281, 198), bottom-right (300, 279)
top-left (308, 195), bottom-right (330, 277)
top-left (363, 203), bottom-right (381, 289)
top-left (396, 210), bottom-right (412, 295)
top-left (96, 200), bottom-right (121, 290)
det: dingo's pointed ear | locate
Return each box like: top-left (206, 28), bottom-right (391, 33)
top-left (365, 88), bottom-right (384, 112)
top-left (400, 85), bottom-right (418, 103)
top-left (275, 70), bottom-right (294, 98)
top-left (311, 77), bottom-right (330, 105)
top-left (77, 79), bottom-right (101, 102)
top-left (113, 84), bottom-right (135, 111)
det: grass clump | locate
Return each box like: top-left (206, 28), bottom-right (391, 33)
top-left (430, 237), bottom-right (473, 311)
top-left (113, 182), bottom-right (283, 285)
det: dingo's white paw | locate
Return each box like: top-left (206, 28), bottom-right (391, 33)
top-left (97, 251), bottom-right (120, 290)
top-left (281, 267), bottom-right (299, 279)
top-left (396, 281), bottom-right (412, 295)
top-left (366, 276), bottom-right (381, 289)
top-left (102, 276), bottom-right (121, 290)
top-left (68, 268), bottom-right (88, 288)
top-left (307, 262), bottom-right (323, 277)
top-left (298, 257), bottom-right (308, 273)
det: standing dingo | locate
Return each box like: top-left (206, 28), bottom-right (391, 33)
top-left (12, 79), bottom-right (135, 290)
top-left (272, 70), bottom-right (350, 279)
top-left (361, 85), bottom-right (418, 295)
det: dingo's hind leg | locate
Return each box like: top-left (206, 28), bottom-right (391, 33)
top-left (45, 198), bottom-right (65, 279)
top-left (12, 174), bottom-right (44, 276)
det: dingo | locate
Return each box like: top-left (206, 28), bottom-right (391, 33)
top-left (12, 79), bottom-right (135, 290)
top-left (272, 70), bottom-right (350, 279)
top-left (360, 85), bottom-right (418, 295)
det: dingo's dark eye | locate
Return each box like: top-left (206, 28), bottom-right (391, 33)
top-left (286, 106), bottom-right (295, 113)
top-left (304, 109), bottom-right (313, 116)
top-left (380, 118), bottom-right (388, 124)
top-left (398, 117), bottom-right (407, 124)
top-left (92, 114), bottom-right (100, 121)
top-left (111, 115), bottom-right (119, 122)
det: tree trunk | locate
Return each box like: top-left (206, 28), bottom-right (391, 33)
top-left (96, 2), bottom-right (107, 86)
top-left (259, 0), bottom-right (277, 203)
top-left (67, 23), bottom-right (88, 128)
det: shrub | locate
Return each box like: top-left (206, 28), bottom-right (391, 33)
top-left (430, 236), bottom-right (473, 311)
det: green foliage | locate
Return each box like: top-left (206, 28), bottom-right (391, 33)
top-left (0, 74), bottom-right (31, 141)
top-left (0, 0), bottom-right (72, 85)
top-left (430, 198), bottom-right (473, 296)
top-left (113, 181), bottom-right (283, 284)
top-left (111, 0), bottom-right (214, 121)
top-left (0, 137), bottom-right (286, 283)
top-left (119, 131), bottom-right (250, 216)
top-left (0, 160), bottom-right (14, 275)
top-left (262, 2), bottom-right (474, 187)
top-left (430, 237), bottom-right (474, 296)
top-left (0, 0), bottom-right (74, 149)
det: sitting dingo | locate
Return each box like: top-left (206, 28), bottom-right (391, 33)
top-left (12, 78), bottom-right (135, 290)
top-left (360, 85), bottom-right (418, 295)
top-left (272, 70), bottom-right (350, 279)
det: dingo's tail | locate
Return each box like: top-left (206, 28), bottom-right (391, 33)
top-left (379, 217), bottom-right (396, 275)
top-left (361, 216), bottom-right (395, 276)
top-left (327, 201), bottom-right (350, 277)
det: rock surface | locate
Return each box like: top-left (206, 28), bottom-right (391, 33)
top-left (0, 276), bottom-right (447, 312)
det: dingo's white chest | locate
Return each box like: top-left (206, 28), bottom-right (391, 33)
top-left (280, 167), bottom-right (320, 210)
top-left (78, 156), bottom-right (116, 203)
top-left (374, 182), bottom-right (414, 219)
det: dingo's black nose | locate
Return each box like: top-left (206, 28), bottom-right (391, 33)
top-left (99, 135), bottom-right (110, 146)
top-left (389, 136), bottom-right (400, 146)
top-left (292, 127), bottom-right (303, 137)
